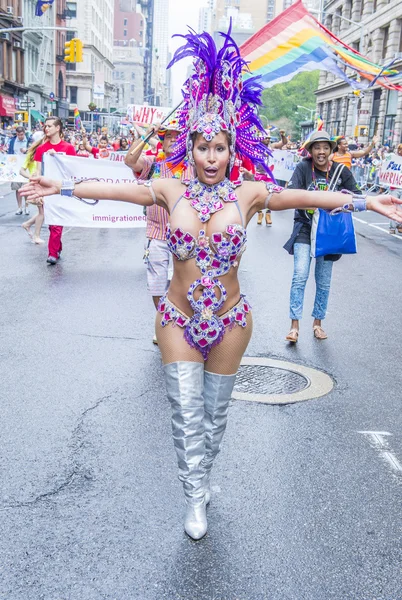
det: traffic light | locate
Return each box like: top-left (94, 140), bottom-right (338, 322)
top-left (64, 39), bottom-right (75, 63)
top-left (15, 111), bottom-right (28, 122)
top-left (64, 39), bottom-right (83, 63)
top-left (74, 39), bottom-right (83, 62)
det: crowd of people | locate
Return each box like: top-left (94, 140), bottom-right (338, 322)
top-left (17, 26), bottom-right (402, 542)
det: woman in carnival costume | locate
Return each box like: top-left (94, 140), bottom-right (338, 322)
top-left (22, 30), bottom-right (402, 540)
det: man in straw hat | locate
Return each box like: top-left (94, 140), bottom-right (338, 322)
top-left (125, 118), bottom-right (193, 344)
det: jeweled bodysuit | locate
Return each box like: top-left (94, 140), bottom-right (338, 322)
top-left (157, 178), bottom-right (251, 360)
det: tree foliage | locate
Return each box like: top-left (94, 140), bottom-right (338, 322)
top-left (260, 71), bottom-right (320, 139)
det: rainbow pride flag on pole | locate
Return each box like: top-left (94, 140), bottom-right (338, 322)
top-left (240, 0), bottom-right (401, 91)
top-left (74, 107), bottom-right (82, 131)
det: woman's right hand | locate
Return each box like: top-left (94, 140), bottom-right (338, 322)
top-left (21, 177), bottom-right (62, 202)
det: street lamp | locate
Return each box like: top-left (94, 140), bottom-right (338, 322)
top-left (297, 105), bottom-right (316, 120)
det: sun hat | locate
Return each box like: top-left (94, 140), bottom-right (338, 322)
top-left (158, 117), bottom-right (182, 141)
top-left (304, 130), bottom-right (336, 152)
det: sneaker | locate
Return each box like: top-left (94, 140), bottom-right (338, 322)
top-left (15, 209), bottom-right (23, 215)
top-left (397, 226), bottom-right (402, 234)
top-left (24, 209), bottom-right (30, 215)
top-left (47, 256), bottom-right (57, 265)
top-left (152, 334), bottom-right (158, 345)
top-left (389, 228), bottom-right (396, 234)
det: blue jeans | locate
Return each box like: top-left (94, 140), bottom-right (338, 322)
top-left (289, 243), bottom-right (333, 320)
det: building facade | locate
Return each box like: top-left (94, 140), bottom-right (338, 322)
top-left (0, 0), bottom-right (27, 127)
top-left (315, 0), bottom-right (402, 145)
top-left (150, 0), bottom-right (170, 106)
top-left (113, 0), bottom-right (144, 109)
top-left (64, 0), bottom-right (114, 122)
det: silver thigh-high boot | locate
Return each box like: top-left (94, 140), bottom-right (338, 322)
top-left (163, 361), bottom-right (208, 540)
top-left (201, 371), bottom-right (237, 505)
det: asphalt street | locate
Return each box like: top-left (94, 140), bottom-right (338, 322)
top-left (0, 183), bottom-right (401, 600)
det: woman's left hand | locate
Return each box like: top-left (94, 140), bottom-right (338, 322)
top-left (368, 194), bottom-right (402, 220)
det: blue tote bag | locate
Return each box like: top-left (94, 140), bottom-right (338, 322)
top-left (310, 208), bottom-right (357, 257)
top-left (310, 162), bottom-right (357, 258)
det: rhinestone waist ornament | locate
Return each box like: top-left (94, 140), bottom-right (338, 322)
top-left (164, 180), bottom-right (248, 359)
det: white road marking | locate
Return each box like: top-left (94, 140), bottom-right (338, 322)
top-left (358, 431), bottom-right (402, 476)
top-left (353, 216), bottom-right (402, 240)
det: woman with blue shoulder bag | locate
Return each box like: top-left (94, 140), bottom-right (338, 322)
top-left (284, 131), bottom-right (361, 343)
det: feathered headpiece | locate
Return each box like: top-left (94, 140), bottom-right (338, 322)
top-left (167, 26), bottom-right (274, 176)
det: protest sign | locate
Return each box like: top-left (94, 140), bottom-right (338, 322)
top-left (378, 155), bottom-right (402, 189)
top-left (43, 154), bottom-right (147, 228)
top-left (270, 150), bottom-right (299, 182)
top-left (126, 104), bottom-right (171, 125)
top-left (0, 154), bottom-right (26, 183)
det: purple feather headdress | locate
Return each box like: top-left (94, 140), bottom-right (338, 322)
top-left (167, 25), bottom-right (274, 176)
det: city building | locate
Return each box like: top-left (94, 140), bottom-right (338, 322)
top-left (136, 0), bottom-right (154, 105)
top-left (315, 0), bottom-right (402, 145)
top-left (150, 0), bottom-right (170, 106)
top-left (0, 0), bottom-right (27, 127)
top-left (54, 0), bottom-right (69, 120)
top-left (64, 0), bottom-right (114, 125)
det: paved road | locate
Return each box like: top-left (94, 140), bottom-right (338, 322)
top-left (0, 184), bottom-right (401, 600)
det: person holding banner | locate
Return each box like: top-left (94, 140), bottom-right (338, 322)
top-left (21, 31), bottom-right (402, 541)
top-left (34, 117), bottom-right (76, 263)
top-left (387, 143), bottom-right (402, 234)
top-left (125, 118), bottom-right (193, 345)
top-left (284, 131), bottom-right (361, 342)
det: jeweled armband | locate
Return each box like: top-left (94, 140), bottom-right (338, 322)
top-left (60, 178), bottom-right (101, 205)
top-left (330, 191), bottom-right (367, 215)
top-left (264, 181), bottom-right (284, 209)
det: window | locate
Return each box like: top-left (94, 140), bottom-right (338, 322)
top-left (382, 26), bottom-right (389, 59)
top-left (131, 84), bottom-right (134, 91)
top-left (373, 0), bottom-right (377, 11)
top-left (66, 2), bottom-right (77, 18)
top-left (399, 22), bottom-right (402, 53)
top-left (369, 89), bottom-right (381, 138)
top-left (69, 86), bottom-right (78, 104)
top-left (124, 18), bottom-right (127, 26)
top-left (124, 29), bottom-right (127, 37)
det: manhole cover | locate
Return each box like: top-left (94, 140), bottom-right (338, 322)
top-left (232, 357), bottom-right (334, 405)
top-left (235, 365), bottom-right (309, 395)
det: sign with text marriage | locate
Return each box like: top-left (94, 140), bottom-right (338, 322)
top-left (378, 154), bottom-right (402, 189)
top-left (43, 154), bottom-right (147, 227)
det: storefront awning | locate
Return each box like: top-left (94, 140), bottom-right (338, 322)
top-left (30, 109), bottom-right (45, 122)
top-left (0, 95), bottom-right (16, 117)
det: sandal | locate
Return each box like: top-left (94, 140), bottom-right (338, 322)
top-left (313, 325), bottom-right (328, 340)
top-left (285, 328), bottom-right (299, 343)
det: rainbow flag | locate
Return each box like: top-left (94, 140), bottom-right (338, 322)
top-left (73, 108), bottom-right (82, 131)
top-left (240, 0), bottom-right (401, 91)
top-left (316, 116), bottom-right (324, 131)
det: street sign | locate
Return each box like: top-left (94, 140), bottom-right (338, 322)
top-left (18, 101), bottom-right (35, 108)
top-left (49, 92), bottom-right (55, 100)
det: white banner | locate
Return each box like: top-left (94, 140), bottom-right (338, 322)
top-left (0, 154), bottom-right (26, 182)
top-left (108, 150), bottom-right (128, 162)
top-left (378, 155), bottom-right (402, 189)
top-left (43, 154), bottom-right (147, 228)
top-left (270, 149), bottom-right (299, 182)
top-left (126, 104), bottom-right (171, 125)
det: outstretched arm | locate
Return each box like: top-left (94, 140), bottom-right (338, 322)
top-left (21, 177), bottom-right (169, 210)
top-left (351, 135), bottom-right (378, 158)
top-left (248, 181), bottom-right (402, 222)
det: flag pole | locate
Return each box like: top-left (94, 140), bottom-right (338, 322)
top-left (129, 101), bottom-right (183, 154)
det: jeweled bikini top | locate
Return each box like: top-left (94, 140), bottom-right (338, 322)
top-left (162, 177), bottom-right (247, 359)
